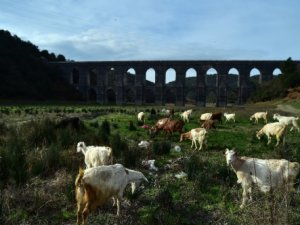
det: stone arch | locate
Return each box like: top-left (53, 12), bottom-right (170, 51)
top-left (165, 68), bottom-right (176, 84)
top-left (146, 68), bottom-right (155, 84)
top-left (106, 88), bottom-right (116, 104)
top-left (273, 68), bottom-right (282, 76)
top-left (71, 68), bottom-right (79, 85)
top-left (88, 88), bottom-right (97, 102)
top-left (186, 87), bottom-right (197, 105)
top-left (144, 87), bottom-right (155, 103)
top-left (124, 87), bottom-right (135, 103)
top-left (250, 68), bottom-right (261, 84)
top-left (206, 88), bottom-right (217, 107)
top-left (89, 69), bottom-right (97, 86)
top-left (227, 68), bottom-right (239, 105)
top-left (185, 68), bottom-right (197, 85)
top-left (206, 68), bottom-right (218, 87)
top-left (124, 68), bottom-right (136, 85)
top-left (106, 67), bottom-right (116, 86)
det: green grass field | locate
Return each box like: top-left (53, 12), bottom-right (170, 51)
top-left (0, 104), bottom-right (299, 225)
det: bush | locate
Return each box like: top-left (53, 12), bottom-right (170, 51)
top-left (152, 141), bottom-right (171, 155)
top-left (110, 133), bottom-right (128, 158)
top-left (123, 147), bottom-right (140, 168)
top-left (128, 120), bottom-right (136, 131)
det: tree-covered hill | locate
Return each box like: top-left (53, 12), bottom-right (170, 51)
top-left (0, 30), bottom-right (81, 101)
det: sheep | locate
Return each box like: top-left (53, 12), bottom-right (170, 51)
top-left (180, 109), bottom-right (193, 123)
top-left (77, 142), bottom-right (113, 168)
top-left (225, 149), bottom-right (300, 209)
top-left (273, 113), bottom-right (300, 132)
top-left (224, 112), bottom-right (236, 123)
top-left (256, 122), bottom-right (287, 146)
top-left (137, 112), bottom-right (145, 123)
top-left (250, 111), bottom-right (268, 124)
top-left (75, 164), bottom-right (148, 225)
top-left (201, 119), bottom-right (216, 129)
top-left (200, 112), bottom-right (212, 121)
top-left (179, 128), bottom-right (208, 150)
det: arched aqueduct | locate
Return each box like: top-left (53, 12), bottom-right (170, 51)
top-left (50, 60), bottom-right (300, 106)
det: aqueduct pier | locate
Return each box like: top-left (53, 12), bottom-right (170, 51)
top-left (50, 60), bottom-right (300, 106)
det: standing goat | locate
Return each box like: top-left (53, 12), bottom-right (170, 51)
top-left (75, 164), bottom-right (148, 225)
top-left (180, 109), bottom-right (193, 123)
top-left (77, 142), bottom-right (113, 168)
top-left (250, 111), bottom-right (268, 124)
top-left (180, 128), bottom-right (208, 150)
top-left (224, 112), bottom-right (236, 123)
top-left (137, 112), bottom-right (145, 124)
top-left (225, 149), bottom-right (300, 209)
top-left (273, 113), bottom-right (300, 132)
top-left (256, 122), bottom-right (287, 146)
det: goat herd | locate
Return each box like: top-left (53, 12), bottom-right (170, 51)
top-left (75, 109), bottom-right (300, 225)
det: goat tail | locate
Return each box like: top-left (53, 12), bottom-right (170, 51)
top-left (75, 167), bottom-right (85, 187)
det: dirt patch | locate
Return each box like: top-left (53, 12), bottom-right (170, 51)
top-left (276, 104), bottom-right (300, 114)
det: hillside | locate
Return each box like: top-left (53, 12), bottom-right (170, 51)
top-left (0, 30), bottom-right (81, 101)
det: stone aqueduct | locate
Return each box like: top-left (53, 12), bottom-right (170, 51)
top-left (50, 60), bottom-right (300, 106)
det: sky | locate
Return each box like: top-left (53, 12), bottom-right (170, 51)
top-left (1, 0), bottom-right (300, 62)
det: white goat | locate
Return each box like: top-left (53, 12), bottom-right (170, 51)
top-left (180, 109), bottom-right (193, 123)
top-left (225, 149), bottom-right (300, 209)
top-left (200, 112), bottom-right (212, 121)
top-left (179, 128), bottom-right (208, 150)
top-left (137, 112), bottom-right (145, 123)
top-left (224, 112), bottom-right (236, 123)
top-left (273, 113), bottom-right (300, 132)
top-left (250, 111), bottom-right (268, 124)
top-left (256, 122), bottom-right (287, 146)
top-left (75, 164), bottom-right (148, 225)
top-left (77, 142), bottom-right (113, 168)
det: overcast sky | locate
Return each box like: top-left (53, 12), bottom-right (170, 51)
top-left (1, 0), bottom-right (300, 61)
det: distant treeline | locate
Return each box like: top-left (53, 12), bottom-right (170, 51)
top-left (0, 30), bottom-right (82, 101)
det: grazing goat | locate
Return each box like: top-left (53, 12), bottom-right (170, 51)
top-left (250, 111), bottom-right (268, 124)
top-left (160, 119), bottom-right (184, 136)
top-left (137, 112), bottom-right (145, 123)
top-left (161, 108), bottom-right (174, 118)
top-left (225, 149), bottom-right (300, 209)
top-left (180, 128), bottom-right (208, 150)
top-left (77, 142), bottom-right (113, 168)
top-left (200, 112), bottom-right (212, 121)
top-left (273, 113), bottom-right (300, 132)
top-left (180, 109), bottom-right (193, 123)
top-left (201, 119), bottom-right (216, 129)
top-left (224, 112), bottom-right (236, 123)
top-left (211, 112), bottom-right (223, 123)
top-left (256, 122), bottom-right (287, 146)
top-left (75, 164), bottom-right (148, 225)
top-left (149, 117), bottom-right (170, 136)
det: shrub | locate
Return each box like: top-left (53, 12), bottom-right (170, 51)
top-left (100, 120), bottom-right (111, 135)
top-left (110, 133), bottom-right (128, 158)
top-left (123, 147), bottom-right (140, 168)
top-left (156, 187), bottom-right (173, 211)
top-left (5, 131), bottom-right (27, 185)
top-left (128, 120), bottom-right (136, 131)
top-left (152, 141), bottom-right (171, 155)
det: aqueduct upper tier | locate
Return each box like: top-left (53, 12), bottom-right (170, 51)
top-left (50, 60), bottom-right (300, 106)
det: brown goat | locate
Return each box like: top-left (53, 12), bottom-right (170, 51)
top-left (161, 119), bottom-right (184, 135)
top-left (211, 112), bottom-right (223, 123)
top-left (201, 119), bottom-right (216, 129)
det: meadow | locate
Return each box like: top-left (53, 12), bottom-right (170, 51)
top-left (0, 104), bottom-right (299, 225)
